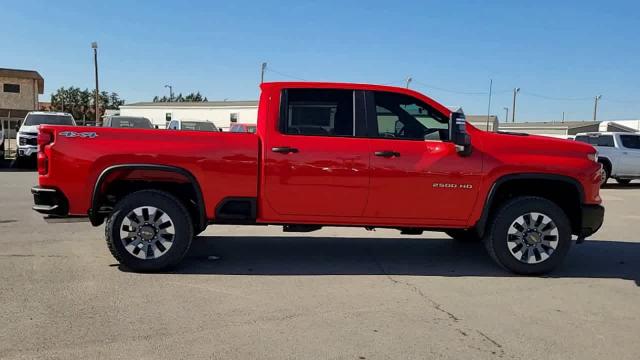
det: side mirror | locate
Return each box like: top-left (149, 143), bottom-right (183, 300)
top-left (449, 111), bottom-right (471, 156)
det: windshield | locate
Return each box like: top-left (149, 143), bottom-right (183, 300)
top-left (181, 121), bottom-right (217, 131)
top-left (24, 114), bottom-right (75, 126)
top-left (110, 117), bottom-right (153, 129)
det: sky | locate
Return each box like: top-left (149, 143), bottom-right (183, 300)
top-left (2, 0), bottom-right (639, 121)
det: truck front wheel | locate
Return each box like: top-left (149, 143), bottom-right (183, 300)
top-left (484, 196), bottom-right (572, 275)
top-left (105, 190), bottom-right (194, 272)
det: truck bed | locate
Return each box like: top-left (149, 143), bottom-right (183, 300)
top-left (39, 126), bottom-right (260, 218)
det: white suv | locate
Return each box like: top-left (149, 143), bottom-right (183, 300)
top-left (16, 112), bottom-right (76, 163)
top-left (575, 132), bottom-right (640, 185)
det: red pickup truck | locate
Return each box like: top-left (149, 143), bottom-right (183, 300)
top-left (32, 82), bottom-right (604, 274)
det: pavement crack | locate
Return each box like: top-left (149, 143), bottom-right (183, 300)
top-left (368, 248), bottom-right (460, 322)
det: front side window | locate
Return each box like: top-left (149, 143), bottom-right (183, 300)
top-left (372, 91), bottom-right (448, 141)
top-left (575, 135), bottom-right (614, 147)
top-left (282, 89), bottom-right (354, 137)
top-left (620, 135), bottom-right (640, 149)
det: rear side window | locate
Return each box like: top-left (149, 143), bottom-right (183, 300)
top-left (620, 135), bottom-right (640, 149)
top-left (598, 135), bottom-right (614, 147)
top-left (281, 89), bottom-right (354, 137)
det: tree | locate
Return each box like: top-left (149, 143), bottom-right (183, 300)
top-left (152, 91), bottom-right (208, 102)
top-left (50, 87), bottom-right (125, 122)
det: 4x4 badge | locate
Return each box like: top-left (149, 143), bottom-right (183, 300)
top-left (59, 131), bottom-right (98, 138)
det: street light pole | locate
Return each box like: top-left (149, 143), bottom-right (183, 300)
top-left (164, 85), bottom-right (174, 101)
top-left (261, 62), bottom-right (267, 84)
top-left (593, 95), bottom-right (602, 121)
top-left (91, 42), bottom-right (100, 126)
top-left (405, 77), bottom-right (412, 89)
top-left (511, 87), bottom-right (520, 122)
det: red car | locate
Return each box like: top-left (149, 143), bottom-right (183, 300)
top-left (32, 82), bottom-right (604, 274)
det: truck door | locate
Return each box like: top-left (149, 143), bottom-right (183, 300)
top-left (618, 134), bottom-right (640, 176)
top-left (363, 90), bottom-right (482, 225)
top-left (261, 88), bottom-right (370, 219)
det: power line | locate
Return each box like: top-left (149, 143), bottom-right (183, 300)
top-left (519, 91), bottom-right (592, 101)
top-left (264, 67), bottom-right (307, 81)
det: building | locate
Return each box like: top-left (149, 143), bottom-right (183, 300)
top-left (599, 120), bottom-right (640, 132)
top-left (497, 121), bottom-right (636, 138)
top-left (0, 68), bottom-right (44, 138)
top-left (466, 115), bottom-right (499, 131)
top-left (119, 101), bottom-right (258, 130)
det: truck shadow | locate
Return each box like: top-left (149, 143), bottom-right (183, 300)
top-left (157, 236), bottom-right (639, 285)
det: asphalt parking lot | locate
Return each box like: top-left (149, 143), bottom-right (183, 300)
top-left (0, 169), bottom-right (638, 360)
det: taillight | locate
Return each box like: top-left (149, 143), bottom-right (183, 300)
top-left (37, 130), bottom-right (54, 175)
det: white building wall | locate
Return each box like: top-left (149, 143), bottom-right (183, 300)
top-left (120, 105), bottom-right (258, 130)
top-left (600, 120), bottom-right (640, 132)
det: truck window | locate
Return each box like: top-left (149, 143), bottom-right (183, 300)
top-left (575, 135), bottom-right (614, 147)
top-left (598, 135), bottom-right (614, 147)
top-left (282, 89), bottom-right (354, 137)
top-left (371, 91), bottom-right (449, 141)
top-left (620, 134), bottom-right (640, 149)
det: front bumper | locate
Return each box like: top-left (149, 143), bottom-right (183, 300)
top-left (578, 204), bottom-right (604, 238)
top-left (17, 146), bottom-right (37, 158)
top-left (31, 187), bottom-right (69, 216)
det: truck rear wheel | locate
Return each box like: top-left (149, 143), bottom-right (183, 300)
top-left (105, 190), bottom-right (193, 272)
top-left (483, 196), bottom-right (572, 275)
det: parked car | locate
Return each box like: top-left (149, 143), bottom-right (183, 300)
top-left (31, 81), bottom-right (603, 275)
top-left (575, 132), bottom-right (640, 185)
top-left (230, 123), bottom-right (257, 133)
top-left (16, 112), bottom-right (75, 165)
top-left (166, 119), bottom-right (218, 131)
top-left (103, 116), bottom-right (155, 129)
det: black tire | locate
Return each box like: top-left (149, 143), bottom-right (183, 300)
top-left (615, 178), bottom-right (631, 185)
top-left (599, 162), bottom-right (610, 186)
top-left (105, 190), bottom-right (193, 272)
top-left (445, 229), bottom-right (481, 242)
top-left (483, 196), bottom-right (572, 275)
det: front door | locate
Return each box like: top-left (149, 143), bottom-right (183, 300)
top-left (262, 88), bottom-right (370, 219)
top-left (363, 90), bottom-right (482, 225)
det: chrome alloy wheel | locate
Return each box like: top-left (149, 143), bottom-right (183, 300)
top-left (119, 206), bottom-right (175, 260)
top-left (507, 212), bottom-right (559, 264)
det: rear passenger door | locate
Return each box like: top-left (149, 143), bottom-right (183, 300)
top-left (262, 88), bottom-right (371, 219)
top-left (618, 134), bottom-right (640, 176)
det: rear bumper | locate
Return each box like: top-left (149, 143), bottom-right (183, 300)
top-left (578, 204), bottom-right (604, 238)
top-left (31, 187), bottom-right (69, 216)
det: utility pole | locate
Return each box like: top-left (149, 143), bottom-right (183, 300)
top-left (164, 85), bottom-right (174, 101)
top-left (562, 111), bottom-right (565, 123)
top-left (511, 87), bottom-right (520, 122)
top-left (261, 62), bottom-right (267, 84)
top-left (92, 42), bottom-right (100, 126)
top-left (503, 107), bottom-right (508, 124)
top-left (486, 79), bottom-right (493, 131)
top-left (405, 77), bottom-right (412, 89)
top-left (593, 95), bottom-right (602, 121)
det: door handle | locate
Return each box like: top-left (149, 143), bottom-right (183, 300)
top-left (374, 150), bottom-right (400, 158)
top-left (271, 146), bottom-right (299, 154)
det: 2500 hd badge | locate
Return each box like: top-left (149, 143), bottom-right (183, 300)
top-left (432, 183), bottom-right (473, 189)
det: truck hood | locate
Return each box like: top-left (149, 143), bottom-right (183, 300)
top-left (18, 125), bottom-right (39, 135)
top-left (475, 128), bottom-right (596, 158)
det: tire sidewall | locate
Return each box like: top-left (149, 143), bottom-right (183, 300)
top-left (488, 197), bottom-right (572, 274)
top-left (108, 191), bottom-right (193, 272)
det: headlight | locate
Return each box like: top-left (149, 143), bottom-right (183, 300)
top-left (587, 153), bottom-right (598, 162)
